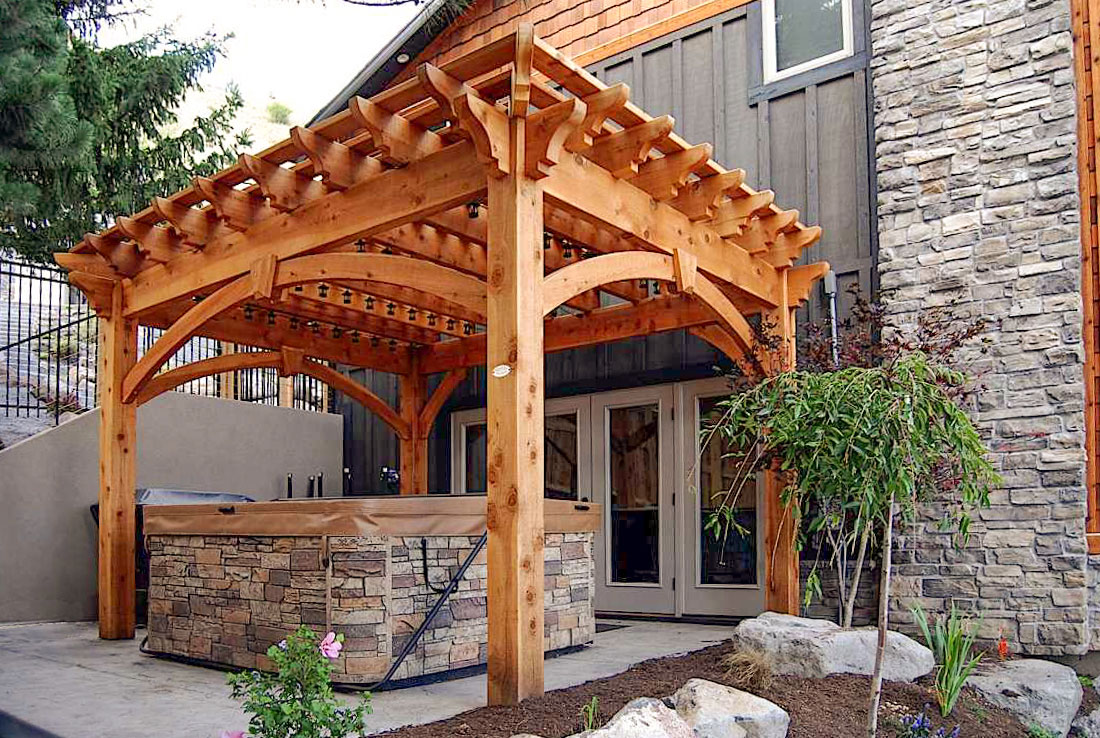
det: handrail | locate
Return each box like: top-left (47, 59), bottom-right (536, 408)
top-left (0, 314), bottom-right (95, 354)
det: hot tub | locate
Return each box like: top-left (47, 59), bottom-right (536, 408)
top-left (143, 496), bottom-right (599, 684)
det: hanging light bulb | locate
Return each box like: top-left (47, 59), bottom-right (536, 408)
top-left (463, 322), bottom-right (473, 335)
top-left (562, 239), bottom-right (573, 259)
top-left (466, 201), bottom-right (480, 218)
top-left (407, 307), bottom-right (417, 321)
top-left (386, 302), bottom-right (396, 316)
top-left (342, 289), bottom-right (352, 305)
top-left (427, 314), bottom-right (437, 327)
top-left (447, 318), bottom-right (456, 331)
top-left (318, 283), bottom-right (329, 298)
top-left (311, 321), bottom-right (321, 335)
top-left (355, 239), bottom-right (366, 253)
top-left (365, 296), bottom-right (375, 310)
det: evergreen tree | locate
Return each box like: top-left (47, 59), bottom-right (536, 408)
top-left (0, 0), bottom-right (249, 263)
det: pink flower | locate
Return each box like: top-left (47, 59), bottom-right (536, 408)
top-left (319, 631), bottom-right (342, 659)
top-left (220, 731), bottom-right (245, 738)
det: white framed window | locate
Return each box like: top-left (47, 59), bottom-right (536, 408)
top-left (449, 397), bottom-right (592, 499)
top-left (762, 0), bottom-right (854, 84)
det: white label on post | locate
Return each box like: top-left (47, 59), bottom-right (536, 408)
top-left (491, 364), bottom-right (512, 378)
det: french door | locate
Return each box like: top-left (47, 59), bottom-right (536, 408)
top-left (450, 379), bottom-right (764, 618)
top-left (591, 386), bottom-right (677, 615)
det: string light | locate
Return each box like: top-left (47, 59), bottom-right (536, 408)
top-left (267, 310), bottom-right (276, 326)
top-left (370, 336), bottom-right (380, 348)
top-left (463, 322), bottom-right (473, 335)
top-left (427, 314), bottom-right (437, 327)
top-left (318, 283), bottom-right (329, 298)
top-left (332, 326), bottom-right (342, 339)
top-left (407, 307), bottom-right (417, 321)
top-left (342, 289), bottom-right (352, 305)
top-left (290, 317), bottom-right (300, 330)
top-left (310, 321), bottom-right (321, 335)
top-left (388, 339), bottom-right (397, 352)
top-left (243, 305), bottom-right (254, 321)
top-left (355, 239), bottom-right (366, 253)
top-left (447, 318), bottom-right (456, 331)
top-left (562, 239), bottom-right (573, 259)
top-left (543, 232), bottom-right (552, 250)
top-left (365, 296), bottom-right (375, 310)
top-left (466, 201), bottom-right (480, 218)
top-left (386, 302), bottom-right (396, 316)
top-left (351, 331), bottom-right (360, 344)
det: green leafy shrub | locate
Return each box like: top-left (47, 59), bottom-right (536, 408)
top-left (226, 626), bottom-right (370, 738)
top-left (912, 603), bottom-right (982, 717)
top-left (1027, 724), bottom-right (1057, 738)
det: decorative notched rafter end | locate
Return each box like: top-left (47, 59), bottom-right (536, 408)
top-left (116, 216), bottom-right (186, 262)
top-left (348, 96), bottom-right (444, 166)
top-left (193, 176), bottom-right (270, 232)
top-left (586, 115), bottom-right (675, 178)
top-left (764, 225), bottom-right (823, 268)
top-left (85, 232), bottom-right (144, 277)
top-left (787, 261), bottom-right (831, 306)
top-left (565, 83), bottom-right (631, 153)
top-left (290, 125), bottom-right (381, 190)
top-left (525, 98), bottom-right (587, 180)
top-left (239, 153), bottom-right (326, 212)
top-left (669, 169), bottom-right (746, 221)
top-left (672, 248), bottom-right (699, 296)
top-left (630, 143), bottom-right (713, 201)
top-left (152, 196), bottom-right (214, 249)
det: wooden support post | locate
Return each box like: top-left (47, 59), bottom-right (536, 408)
top-left (399, 353), bottom-right (428, 495)
top-left (278, 376), bottom-right (294, 407)
top-left (219, 342), bottom-right (236, 399)
top-left (97, 284), bottom-right (138, 639)
top-left (763, 270), bottom-right (799, 614)
top-left (486, 115), bottom-right (546, 705)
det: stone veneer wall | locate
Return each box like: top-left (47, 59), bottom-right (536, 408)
top-left (869, 0), bottom-right (1090, 653)
top-left (147, 532), bottom-right (594, 681)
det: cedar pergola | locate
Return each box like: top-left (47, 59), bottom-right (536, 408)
top-left (58, 26), bottom-right (828, 705)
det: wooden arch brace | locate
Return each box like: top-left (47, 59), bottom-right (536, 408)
top-left (133, 349), bottom-right (409, 436)
top-left (121, 252), bottom-right (488, 403)
top-left (540, 250), bottom-right (755, 359)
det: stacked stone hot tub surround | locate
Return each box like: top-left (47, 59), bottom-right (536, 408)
top-left (145, 498), bottom-right (597, 682)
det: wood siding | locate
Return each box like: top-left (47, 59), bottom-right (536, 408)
top-left (340, 3), bottom-right (875, 495)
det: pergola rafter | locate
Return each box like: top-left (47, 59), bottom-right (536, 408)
top-left (59, 25), bottom-right (828, 707)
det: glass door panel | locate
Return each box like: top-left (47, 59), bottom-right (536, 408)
top-left (593, 386), bottom-right (675, 615)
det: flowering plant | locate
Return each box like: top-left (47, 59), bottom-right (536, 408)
top-left (225, 626), bottom-right (369, 738)
top-left (896, 706), bottom-right (960, 738)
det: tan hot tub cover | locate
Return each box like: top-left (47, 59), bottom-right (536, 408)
top-left (143, 495), bottom-right (601, 537)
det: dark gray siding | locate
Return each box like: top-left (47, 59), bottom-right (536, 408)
top-left (338, 2), bottom-right (876, 495)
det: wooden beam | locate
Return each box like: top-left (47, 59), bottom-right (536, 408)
top-left (421, 292), bottom-right (714, 372)
top-left (152, 197), bottom-right (217, 249)
top-left (97, 283), bottom-right (138, 639)
top-left (585, 116), bottom-right (674, 177)
top-left (420, 368), bottom-right (469, 431)
top-left (541, 153), bottom-right (782, 307)
top-left (486, 116), bottom-right (545, 706)
top-left (348, 96), bottom-right (445, 165)
top-left (68, 272), bottom-right (117, 316)
top-left (304, 360), bottom-right (408, 437)
top-left (565, 83), bottom-right (630, 153)
top-left (629, 143), bottom-right (712, 201)
top-left (193, 176), bottom-right (272, 232)
top-left (669, 170), bottom-right (746, 221)
top-left (290, 126), bottom-right (379, 190)
top-left (135, 350), bottom-right (280, 406)
top-left (239, 153), bottom-right (327, 212)
top-left (125, 141), bottom-right (487, 317)
top-left (525, 98), bottom-right (586, 180)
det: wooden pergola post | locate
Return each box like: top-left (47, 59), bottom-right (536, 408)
top-left (399, 351), bottom-right (428, 495)
top-left (763, 271), bottom-right (800, 613)
top-left (97, 284), bottom-right (138, 639)
top-left (485, 114), bottom-right (546, 705)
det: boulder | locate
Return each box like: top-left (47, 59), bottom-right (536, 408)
top-left (1072, 700), bottom-right (1100, 738)
top-left (965, 659), bottom-right (1082, 738)
top-left (730, 612), bottom-right (933, 682)
top-left (671, 679), bottom-right (788, 738)
top-left (574, 697), bottom-right (695, 738)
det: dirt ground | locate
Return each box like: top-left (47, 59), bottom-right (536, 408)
top-left (378, 642), bottom-right (1032, 738)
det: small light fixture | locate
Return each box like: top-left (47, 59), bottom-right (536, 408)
top-left (463, 322), bottom-right (473, 335)
top-left (267, 310), bottom-right (276, 326)
top-left (342, 289), bottom-right (352, 305)
top-left (396, 52), bottom-right (411, 64)
top-left (388, 339), bottom-right (397, 352)
top-left (318, 283), bottom-right (329, 299)
top-left (332, 326), bottom-right (342, 339)
top-left (543, 232), bottom-right (552, 250)
top-left (365, 296), bottom-right (375, 310)
top-left (466, 201), bottom-right (480, 219)
top-left (290, 317), bottom-right (300, 330)
top-left (427, 313), bottom-right (437, 327)
top-left (562, 239), bottom-right (573, 259)
top-left (243, 305), bottom-right (254, 321)
top-left (294, 284), bottom-right (303, 292)
top-left (351, 330), bottom-right (360, 344)
top-left (407, 307), bottom-right (417, 321)
top-left (355, 239), bottom-right (366, 253)
top-left (447, 318), bottom-right (456, 331)
top-left (311, 321), bottom-right (321, 335)
top-left (386, 302), bottom-right (396, 316)
top-left (370, 336), bottom-right (380, 348)
top-left (381, 245), bottom-right (393, 255)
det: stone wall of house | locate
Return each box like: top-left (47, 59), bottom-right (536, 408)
top-left (147, 532), bottom-right (594, 682)
top-left (801, 561), bottom-right (880, 627)
top-left (868, 0), bottom-right (1090, 653)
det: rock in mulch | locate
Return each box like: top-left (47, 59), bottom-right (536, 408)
top-left (1073, 705), bottom-right (1100, 738)
top-left (965, 659), bottom-right (1082, 738)
top-left (730, 612), bottom-right (933, 682)
top-left (670, 678), bottom-right (789, 738)
top-left (574, 697), bottom-right (695, 738)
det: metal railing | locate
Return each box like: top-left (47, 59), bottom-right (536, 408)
top-left (1, 257), bottom-right (333, 426)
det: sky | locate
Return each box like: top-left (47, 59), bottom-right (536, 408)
top-left (99, 0), bottom-right (422, 143)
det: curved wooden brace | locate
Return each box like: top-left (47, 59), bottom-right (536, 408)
top-left (273, 253), bottom-right (487, 318)
top-left (124, 252), bottom-right (487, 404)
top-left (135, 351), bottom-right (281, 406)
top-left (123, 277), bottom-right (254, 403)
top-left (134, 350), bottom-right (410, 438)
top-left (541, 250), bottom-right (754, 356)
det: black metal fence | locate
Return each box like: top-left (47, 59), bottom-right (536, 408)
top-left (1, 257), bottom-right (332, 426)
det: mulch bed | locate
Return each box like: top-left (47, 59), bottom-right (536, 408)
top-left (378, 642), bottom-right (1030, 738)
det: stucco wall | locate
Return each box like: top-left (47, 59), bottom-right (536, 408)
top-left (869, 0), bottom-right (1089, 654)
top-left (0, 392), bottom-right (343, 624)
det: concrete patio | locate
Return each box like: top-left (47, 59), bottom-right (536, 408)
top-left (0, 619), bottom-right (732, 738)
